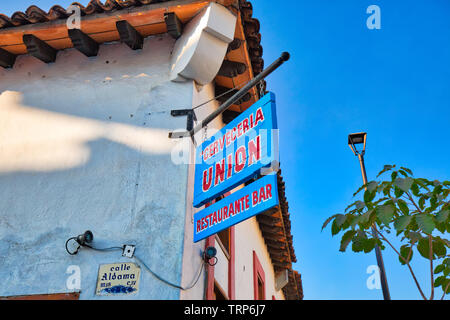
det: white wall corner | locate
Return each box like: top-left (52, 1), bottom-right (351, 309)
top-left (170, 2), bottom-right (237, 85)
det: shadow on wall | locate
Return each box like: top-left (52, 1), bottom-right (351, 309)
top-left (0, 90), bottom-right (181, 172)
top-left (0, 89), bottom-right (189, 298)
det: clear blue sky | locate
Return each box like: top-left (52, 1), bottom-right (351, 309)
top-left (252, 0), bottom-right (450, 300)
top-left (2, 0), bottom-right (449, 300)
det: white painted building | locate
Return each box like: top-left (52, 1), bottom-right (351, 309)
top-left (0, 0), bottom-right (302, 300)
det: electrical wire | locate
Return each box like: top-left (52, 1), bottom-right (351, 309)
top-left (65, 237), bottom-right (80, 255)
top-left (83, 244), bottom-right (123, 252)
top-left (133, 253), bottom-right (204, 291)
top-left (191, 77), bottom-right (254, 111)
top-left (75, 242), bottom-right (205, 291)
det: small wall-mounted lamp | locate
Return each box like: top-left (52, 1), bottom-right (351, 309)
top-left (65, 230), bottom-right (94, 255)
top-left (203, 246), bottom-right (217, 266)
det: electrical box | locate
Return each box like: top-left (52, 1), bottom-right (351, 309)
top-left (122, 245), bottom-right (135, 258)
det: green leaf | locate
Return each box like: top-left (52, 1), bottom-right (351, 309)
top-left (367, 181), bottom-right (378, 192)
top-left (444, 258), bottom-right (450, 266)
top-left (322, 214), bottom-right (340, 231)
top-left (429, 195), bottom-right (438, 210)
top-left (391, 171), bottom-right (398, 181)
top-left (444, 279), bottom-right (450, 294)
top-left (443, 238), bottom-right (450, 248)
top-left (400, 167), bottom-right (413, 176)
top-left (342, 214), bottom-right (354, 229)
top-left (399, 245), bottom-right (413, 265)
top-left (364, 189), bottom-right (376, 204)
top-left (351, 231), bottom-right (367, 253)
top-left (360, 209), bottom-right (373, 223)
top-left (415, 214), bottom-right (435, 234)
top-left (433, 185), bottom-right (443, 196)
top-left (411, 183), bottom-right (420, 197)
top-left (339, 230), bottom-right (357, 252)
top-left (331, 220), bottom-right (340, 236)
top-left (377, 204), bottom-right (395, 225)
top-left (434, 275), bottom-right (445, 287)
top-left (418, 196), bottom-right (426, 210)
top-left (335, 214), bottom-right (347, 227)
top-left (394, 186), bottom-right (404, 198)
top-left (363, 238), bottom-right (378, 253)
top-left (394, 177), bottom-right (414, 193)
top-left (443, 189), bottom-right (450, 199)
top-left (350, 214), bottom-right (362, 228)
top-left (434, 264), bottom-right (445, 274)
top-left (397, 199), bottom-right (410, 215)
top-left (436, 209), bottom-right (449, 223)
top-left (436, 221), bottom-right (446, 233)
top-left (433, 239), bottom-right (447, 258)
top-left (394, 215), bottom-right (412, 232)
top-left (383, 184), bottom-right (392, 197)
top-left (406, 231), bottom-right (422, 244)
top-left (398, 170), bottom-right (408, 177)
top-left (416, 178), bottom-right (431, 191)
top-left (355, 201), bottom-right (365, 210)
top-left (417, 238), bottom-right (435, 260)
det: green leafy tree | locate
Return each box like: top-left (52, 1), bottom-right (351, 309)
top-left (322, 165), bottom-right (450, 300)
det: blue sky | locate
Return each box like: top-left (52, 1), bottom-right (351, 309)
top-left (2, 0), bottom-right (450, 300)
top-left (252, 0), bottom-right (450, 300)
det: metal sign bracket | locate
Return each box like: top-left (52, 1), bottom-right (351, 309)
top-left (170, 109), bottom-right (197, 132)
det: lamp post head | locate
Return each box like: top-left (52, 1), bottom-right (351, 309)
top-left (348, 132), bottom-right (367, 156)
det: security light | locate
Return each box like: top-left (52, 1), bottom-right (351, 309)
top-left (66, 230), bottom-right (95, 255)
top-left (203, 246), bottom-right (217, 266)
top-left (204, 246), bottom-right (217, 260)
top-left (348, 132), bottom-right (367, 156)
top-left (76, 230), bottom-right (93, 246)
top-left (346, 131), bottom-right (391, 300)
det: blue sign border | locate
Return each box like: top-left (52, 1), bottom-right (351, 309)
top-left (193, 92), bottom-right (278, 208)
top-left (193, 174), bottom-right (279, 243)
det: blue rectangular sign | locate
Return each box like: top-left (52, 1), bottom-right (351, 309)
top-left (193, 92), bottom-right (278, 208)
top-left (193, 173), bottom-right (279, 242)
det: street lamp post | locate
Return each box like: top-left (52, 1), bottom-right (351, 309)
top-left (348, 132), bottom-right (391, 300)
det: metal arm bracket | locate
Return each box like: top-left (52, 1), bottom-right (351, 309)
top-left (170, 109), bottom-right (197, 132)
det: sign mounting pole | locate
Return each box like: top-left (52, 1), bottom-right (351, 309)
top-left (169, 51), bottom-right (290, 139)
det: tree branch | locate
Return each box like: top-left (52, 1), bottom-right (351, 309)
top-left (405, 191), bottom-right (435, 299)
top-left (406, 245), bottom-right (413, 263)
top-left (372, 227), bottom-right (427, 300)
top-left (429, 235), bottom-right (434, 300)
top-left (406, 192), bottom-right (423, 213)
top-left (441, 281), bottom-right (449, 300)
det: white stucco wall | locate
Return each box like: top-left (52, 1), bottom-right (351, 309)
top-left (179, 81), bottom-right (224, 300)
top-left (0, 34), bottom-right (193, 299)
top-left (235, 217), bottom-right (286, 300)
